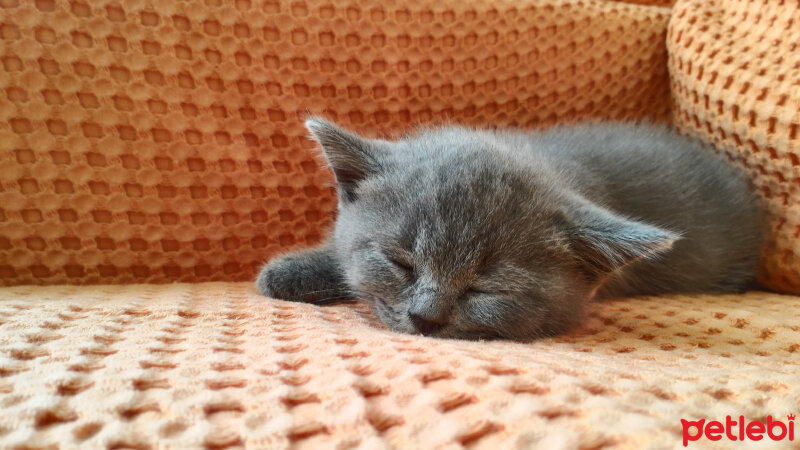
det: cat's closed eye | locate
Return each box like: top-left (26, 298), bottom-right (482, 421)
top-left (386, 254), bottom-right (414, 276)
top-left (466, 287), bottom-right (490, 296)
top-left (466, 277), bottom-right (517, 297)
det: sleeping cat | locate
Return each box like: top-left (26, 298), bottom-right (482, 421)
top-left (256, 118), bottom-right (764, 340)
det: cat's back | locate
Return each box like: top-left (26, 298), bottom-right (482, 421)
top-left (500, 122), bottom-right (765, 296)
top-left (502, 123), bottom-right (733, 195)
top-left (516, 123), bottom-right (755, 220)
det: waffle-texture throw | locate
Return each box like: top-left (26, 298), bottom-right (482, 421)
top-left (1, 0), bottom-right (800, 448)
top-left (1, 283), bottom-right (798, 448)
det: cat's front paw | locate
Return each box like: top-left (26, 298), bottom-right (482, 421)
top-left (255, 257), bottom-right (299, 300)
top-left (255, 248), bottom-right (351, 304)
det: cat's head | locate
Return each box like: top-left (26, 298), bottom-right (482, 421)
top-left (307, 118), bottom-right (678, 340)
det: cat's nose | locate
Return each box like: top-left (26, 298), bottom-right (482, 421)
top-left (409, 313), bottom-right (446, 336)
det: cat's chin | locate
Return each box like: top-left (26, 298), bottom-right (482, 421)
top-left (388, 323), bottom-right (503, 341)
top-left (363, 287), bottom-right (583, 341)
top-left (368, 299), bottom-right (499, 340)
top-left (406, 317), bottom-right (577, 342)
top-left (428, 328), bottom-right (502, 341)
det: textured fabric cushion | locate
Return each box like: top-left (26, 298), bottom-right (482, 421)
top-left (668, 0), bottom-right (800, 294)
top-left (0, 283), bottom-right (797, 448)
top-left (613, 0), bottom-right (674, 5)
top-left (0, 0), bottom-right (672, 286)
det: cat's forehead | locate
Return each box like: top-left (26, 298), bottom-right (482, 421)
top-left (376, 183), bottom-right (545, 253)
top-left (353, 129), bottom-right (564, 248)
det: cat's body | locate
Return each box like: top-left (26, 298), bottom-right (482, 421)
top-left (257, 119), bottom-right (764, 340)
top-left (497, 124), bottom-right (762, 298)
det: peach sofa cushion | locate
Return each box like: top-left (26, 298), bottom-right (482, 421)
top-left (0, 283), bottom-right (797, 448)
top-left (0, 0), bottom-right (671, 285)
top-left (669, 0), bottom-right (800, 294)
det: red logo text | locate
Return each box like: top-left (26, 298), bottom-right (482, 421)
top-left (682, 415), bottom-right (796, 446)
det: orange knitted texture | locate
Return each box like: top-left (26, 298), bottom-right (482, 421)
top-left (0, 0), bottom-right (671, 285)
top-left (0, 283), bottom-right (798, 448)
top-left (668, 0), bottom-right (800, 294)
top-left (611, 0), bottom-right (674, 6)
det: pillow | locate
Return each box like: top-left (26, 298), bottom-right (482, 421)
top-left (0, 0), bottom-right (671, 285)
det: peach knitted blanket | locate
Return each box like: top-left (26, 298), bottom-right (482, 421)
top-left (1, 283), bottom-right (797, 448)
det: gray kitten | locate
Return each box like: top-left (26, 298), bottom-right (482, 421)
top-left (256, 118), bottom-right (764, 340)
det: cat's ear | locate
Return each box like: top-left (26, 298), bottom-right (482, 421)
top-left (569, 203), bottom-right (680, 280)
top-left (305, 117), bottom-right (385, 202)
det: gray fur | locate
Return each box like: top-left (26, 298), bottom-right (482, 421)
top-left (257, 118), bottom-right (765, 340)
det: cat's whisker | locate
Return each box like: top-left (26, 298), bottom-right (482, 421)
top-left (308, 295), bottom-right (357, 305)
top-left (293, 287), bottom-right (350, 296)
top-left (287, 287), bottom-right (373, 305)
